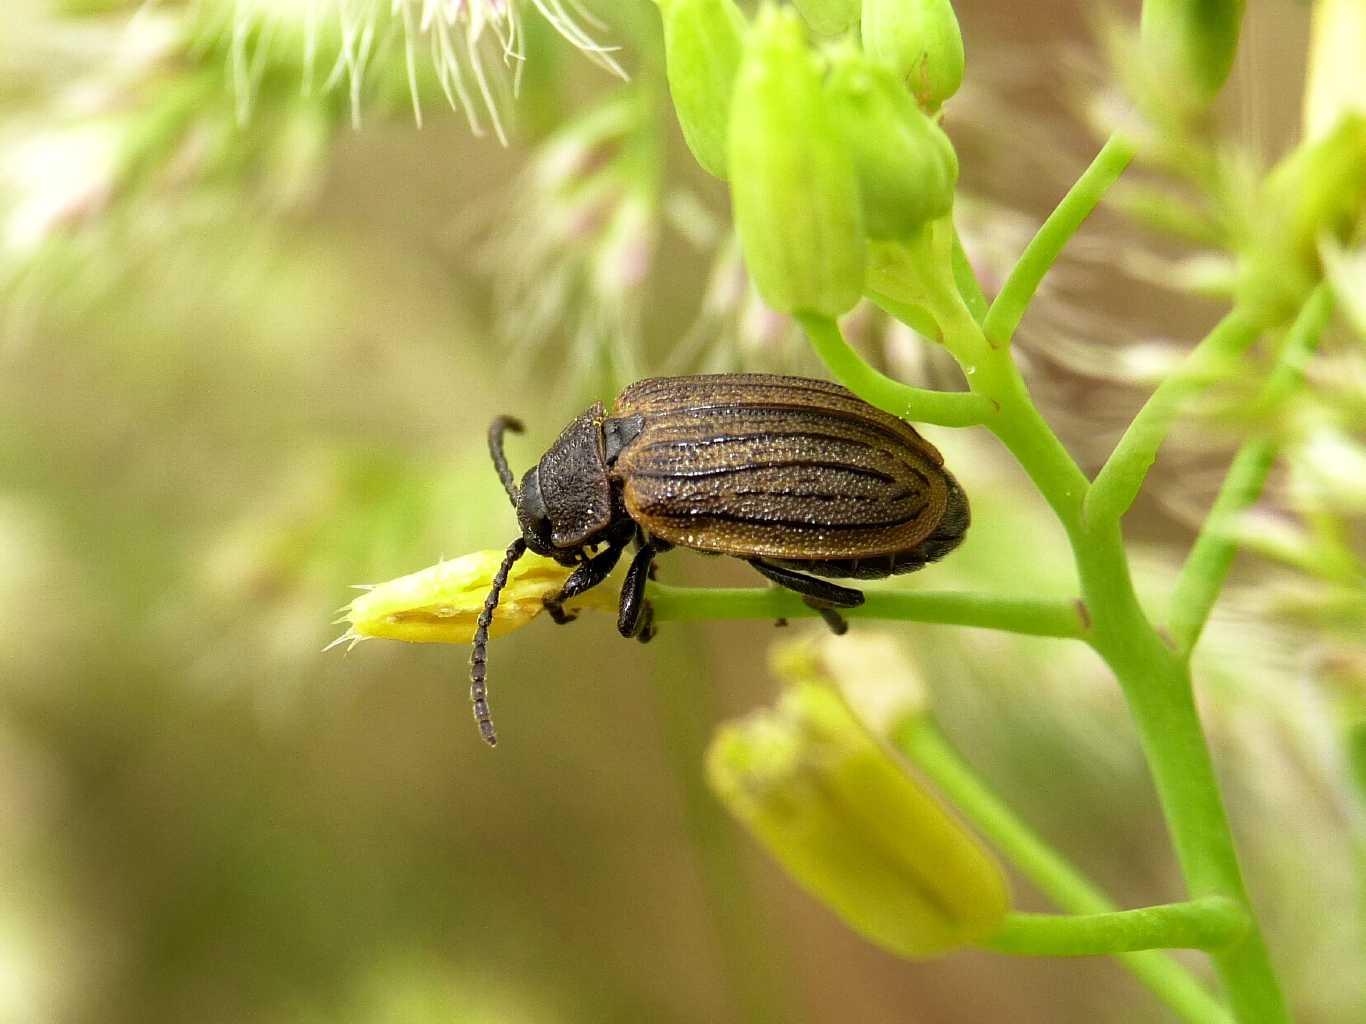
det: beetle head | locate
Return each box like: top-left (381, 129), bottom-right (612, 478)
top-left (514, 466), bottom-right (568, 561)
top-left (488, 407), bottom-right (615, 562)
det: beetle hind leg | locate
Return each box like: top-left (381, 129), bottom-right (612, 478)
top-left (747, 559), bottom-right (864, 635)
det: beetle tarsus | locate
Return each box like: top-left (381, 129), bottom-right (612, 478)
top-left (542, 601), bottom-right (578, 625)
top-left (809, 604), bottom-right (849, 635)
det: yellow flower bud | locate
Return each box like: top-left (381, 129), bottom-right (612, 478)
top-left (770, 632), bottom-right (930, 735)
top-left (707, 681), bottom-right (1010, 957)
top-left (332, 549), bottom-right (612, 648)
top-left (728, 5), bottom-right (866, 317)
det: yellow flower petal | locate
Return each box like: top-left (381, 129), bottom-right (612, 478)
top-left (335, 549), bottom-right (615, 647)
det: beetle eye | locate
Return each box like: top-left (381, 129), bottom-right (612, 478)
top-left (512, 470), bottom-right (559, 556)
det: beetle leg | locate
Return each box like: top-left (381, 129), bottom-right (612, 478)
top-left (632, 531), bottom-right (668, 580)
top-left (543, 542), bottom-right (626, 625)
top-left (618, 540), bottom-right (663, 641)
top-left (811, 607), bottom-right (850, 636)
top-left (747, 559), bottom-right (864, 635)
top-left (747, 559), bottom-right (865, 606)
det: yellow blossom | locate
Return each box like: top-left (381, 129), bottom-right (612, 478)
top-left (331, 548), bottom-right (614, 649)
top-left (707, 680), bottom-right (1010, 957)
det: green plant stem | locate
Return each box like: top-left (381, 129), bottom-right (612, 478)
top-left (986, 371), bottom-right (1287, 1023)
top-left (895, 717), bottom-right (1232, 1023)
top-left (1085, 308), bottom-right (1262, 527)
top-left (850, 262), bottom-right (1290, 1021)
top-left (796, 313), bottom-right (995, 426)
top-left (864, 288), bottom-right (942, 339)
top-left (951, 224), bottom-right (990, 323)
top-left (650, 584), bottom-right (1087, 639)
top-left (1169, 440), bottom-right (1275, 647)
top-left (1168, 284), bottom-right (1335, 654)
top-left (981, 133), bottom-right (1136, 348)
top-left (985, 899), bottom-right (1247, 957)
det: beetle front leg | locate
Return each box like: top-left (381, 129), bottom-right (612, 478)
top-left (747, 559), bottom-right (865, 636)
top-left (618, 539), bottom-right (666, 642)
top-left (543, 543), bottom-right (626, 624)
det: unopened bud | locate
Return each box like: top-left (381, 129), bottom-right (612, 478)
top-left (707, 681), bottom-right (1009, 957)
top-left (657, 0), bottom-right (747, 178)
top-left (729, 6), bottom-right (866, 316)
top-left (827, 51), bottom-right (958, 240)
top-left (1238, 114), bottom-right (1366, 324)
top-left (792, 0), bottom-right (861, 37)
top-left (861, 0), bottom-right (965, 112)
top-left (770, 632), bottom-right (931, 736)
top-left (1140, 0), bottom-right (1245, 109)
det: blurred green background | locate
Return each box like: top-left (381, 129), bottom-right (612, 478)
top-left (2, 1), bottom-right (1363, 1022)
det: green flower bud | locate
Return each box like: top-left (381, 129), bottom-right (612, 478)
top-left (657, 0), bottom-right (747, 178)
top-left (1140, 0), bottom-right (1245, 108)
top-left (707, 682), bottom-right (1010, 957)
top-left (826, 51), bottom-right (958, 240)
top-left (792, 0), bottom-right (862, 38)
top-left (729, 6), bottom-right (866, 316)
top-left (861, 0), bottom-right (965, 112)
top-left (1237, 114), bottom-right (1366, 324)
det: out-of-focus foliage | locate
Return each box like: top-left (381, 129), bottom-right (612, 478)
top-left (2, 1), bottom-right (1363, 1023)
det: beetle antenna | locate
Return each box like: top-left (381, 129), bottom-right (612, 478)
top-left (469, 537), bottom-right (527, 747)
top-left (488, 416), bottom-right (525, 508)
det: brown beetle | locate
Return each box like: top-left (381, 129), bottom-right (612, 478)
top-left (472, 373), bottom-right (969, 745)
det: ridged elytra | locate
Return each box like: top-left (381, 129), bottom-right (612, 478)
top-left (471, 373), bottom-right (970, 746)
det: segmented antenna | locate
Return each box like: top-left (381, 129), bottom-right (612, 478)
top-left (488, 416), bottom-right (525, 508)
top-left (470, 537), bottom-right (527, 747)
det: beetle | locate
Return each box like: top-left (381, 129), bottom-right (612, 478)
top-left (470, 373), bottom-right (969, 746)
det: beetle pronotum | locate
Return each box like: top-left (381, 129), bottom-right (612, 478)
top-left (471, 373), bottom-right (970, 745)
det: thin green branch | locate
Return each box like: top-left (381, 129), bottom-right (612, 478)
top-left (896, 718), bottom-right (1233, 1023)
top-left (864, 288), bottom-right (942, 340)
top-left (1085, 308), bottom-right (1262, 527)
top-left (984, 898), bottom-right (1248, 957)
top-left (982, 134), bottom-right (1136, 348)
top-left (650, 585), bottom-right (1087, 639)
top-left (951, 224), bottom-right (990, 323)
top-left (796, 313), bottom-right (995, 427)
top-left (822, 154), bottom-right (1288, 1019)
top-left (927, 282), bottom-right (1287, 1021)
top-left (1168, 285), bottom-right (1335, 655)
